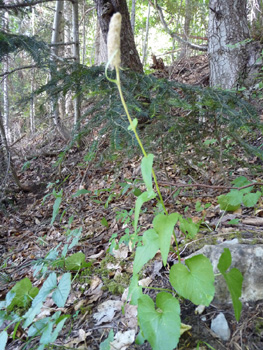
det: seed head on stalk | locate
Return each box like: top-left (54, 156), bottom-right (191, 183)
top-left (107, 12), bottom-right (122, 69)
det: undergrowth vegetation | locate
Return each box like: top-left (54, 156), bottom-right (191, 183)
top-left (35, 63), bottom-right (263, 172)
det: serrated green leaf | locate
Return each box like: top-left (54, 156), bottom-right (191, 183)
top-left (242, 191), bottom-right (261, 208)
top-left (133, 229), bottom-right (159, 274)
top-left (52, 273), bottom-right (71, 307)
top-left (141, 154), bottom-right (154, 192)
top-left (65, 252), bottom-right (86, 271)
top-left (100, 329), bottom-right (114, 350)
top-left (134, 190), bottom-right (156, 232)
top-left (138, 292), bottom-right (180, 350)
top-left (153, 213), bottom-right (179, 266)
top-left (231, 176), bottom-right (252, 194)
top-left (217, 248), bottom-right (243, 321)
top-left (169, 254), bottom-right (214, 306)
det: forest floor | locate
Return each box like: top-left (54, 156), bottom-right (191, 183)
top-left (1, 55), bottom-right (263, 350)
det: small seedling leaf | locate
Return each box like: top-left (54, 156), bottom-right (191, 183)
top-left (217, 248), bottom-right (243, 321)
top-left (100, 329), bottom-right (114, 350)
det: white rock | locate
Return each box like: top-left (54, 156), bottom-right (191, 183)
top-left (188, 242), bottom-right (263, 303)
top-left (211, 312), bottom-right (230, 341)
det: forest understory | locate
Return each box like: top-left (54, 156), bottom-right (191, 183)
top-left (1, 56), bottom-right (263, 350)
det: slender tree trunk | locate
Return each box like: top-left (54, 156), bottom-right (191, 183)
top-left (131, 0), bottom-right (136, 33)
top-left (51, 0), bottom-right (70, 140)
top-left (142, 3), bottom-right (150, 66)
top-left (2, 11), bottom-right (11, 143)
top-left (208, 0), bottom-right (250, 89)
top-left (30, 7), bottom-right (36, 134)
top-left (94, 0), bottom-right (143, 73)
top-left (178, 0), bottom-right (191, 59)
top-left (95, 18), bottom-right (108, 64)
top-left (71, 0), bottom-right (81, 127)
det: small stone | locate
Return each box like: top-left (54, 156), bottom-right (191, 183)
top-left (211, 312), bottom-right (230, 341)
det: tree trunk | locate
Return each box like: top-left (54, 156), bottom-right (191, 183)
top-left (94, 0), bottom-right (143, 73)
top-left (95, 18), bottom-right (108, 64)
top-left (51, 0), bottom-right (70, 140)
top-left (142, 3), bottom-right (150, 66)
top-left (178, 0), bottom-right (191, 59)
top-left (2, 11), bottom-right (11, 143)
top-left (71, 0), bottom-right (81, 127)
top-left (208, 0), bottom-right (250, 89)
top-left (131, 0), bottom-right (136, 34)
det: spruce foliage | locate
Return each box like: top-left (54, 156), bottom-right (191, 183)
top-left (36, 64), bottom-right (263, 168)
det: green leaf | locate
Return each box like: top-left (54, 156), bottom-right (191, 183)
top-left (65, 252), bottom-right (86, 271)
top-left (169, 254), bottom-right (215, 306)
top-left (141, 154), bottom-right (154, 192)
top-left (242, 191), bottom-right (261, 208)
top-left (72, 189), bottom-right (91, 197)
top-left (153, 213), bottom-right (179, 266)
top-left (195, 201), bottom-right (203, 212)
top-left (231, 176), bottom-right (252, 194)
top-left (0, 331), bottom-right (8, 350)
top-left (100, 329), bottom-right (114, 350)
top-left (101, 217), bottom-right (109, 228)
top-left (52, 273), bottom-right (71, 307)
top-left (134, 190), bottom-right (156, 232)
top-left (218, 191), bottom-right (242, 212)
top-left (128, 118), bottom-right (138, 130)
top-left (228, 219), bottom-right (240, 225)
top-left (133, 229), bottom-right (159, 274)
top-left (128, 274), bottom-right (143, 305)
top-left (179, 217), bottom-right (199, 238)
top-left (217, 248), bottom-right (243, 321)
top-left (7, 278), bottom-right (39, 311)
top-left (51, 190), bottom-right (63, 225)
top-left (32, 273), bottom-right (57, 307)
top-left (138, 292), bottom-right (180, 350)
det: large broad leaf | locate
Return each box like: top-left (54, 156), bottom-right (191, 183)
top-left (153, 213), bottom-right (179, 266)
top-left (169, 254), bottom-right (214, 306)
top-left (133, 229), bottom-right (159, 274)
top-left (134, 190), bottom-right (156, 232)
top-left (52, 273), bottom-right (71, 307)
top-left (141, 154), bottom-right (154, 192)
top-left (138, 292), bottom-right (181, 350)
top-left (217, 248), bottom-right (243, 321)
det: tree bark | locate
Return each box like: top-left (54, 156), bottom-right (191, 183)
top-left (208, 0), bottom-right (250, 89)
top-left (94, 0), bottom-right (143, 73)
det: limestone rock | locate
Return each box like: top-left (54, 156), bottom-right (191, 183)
top-left (188, 240), bottom-right (263, 303)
